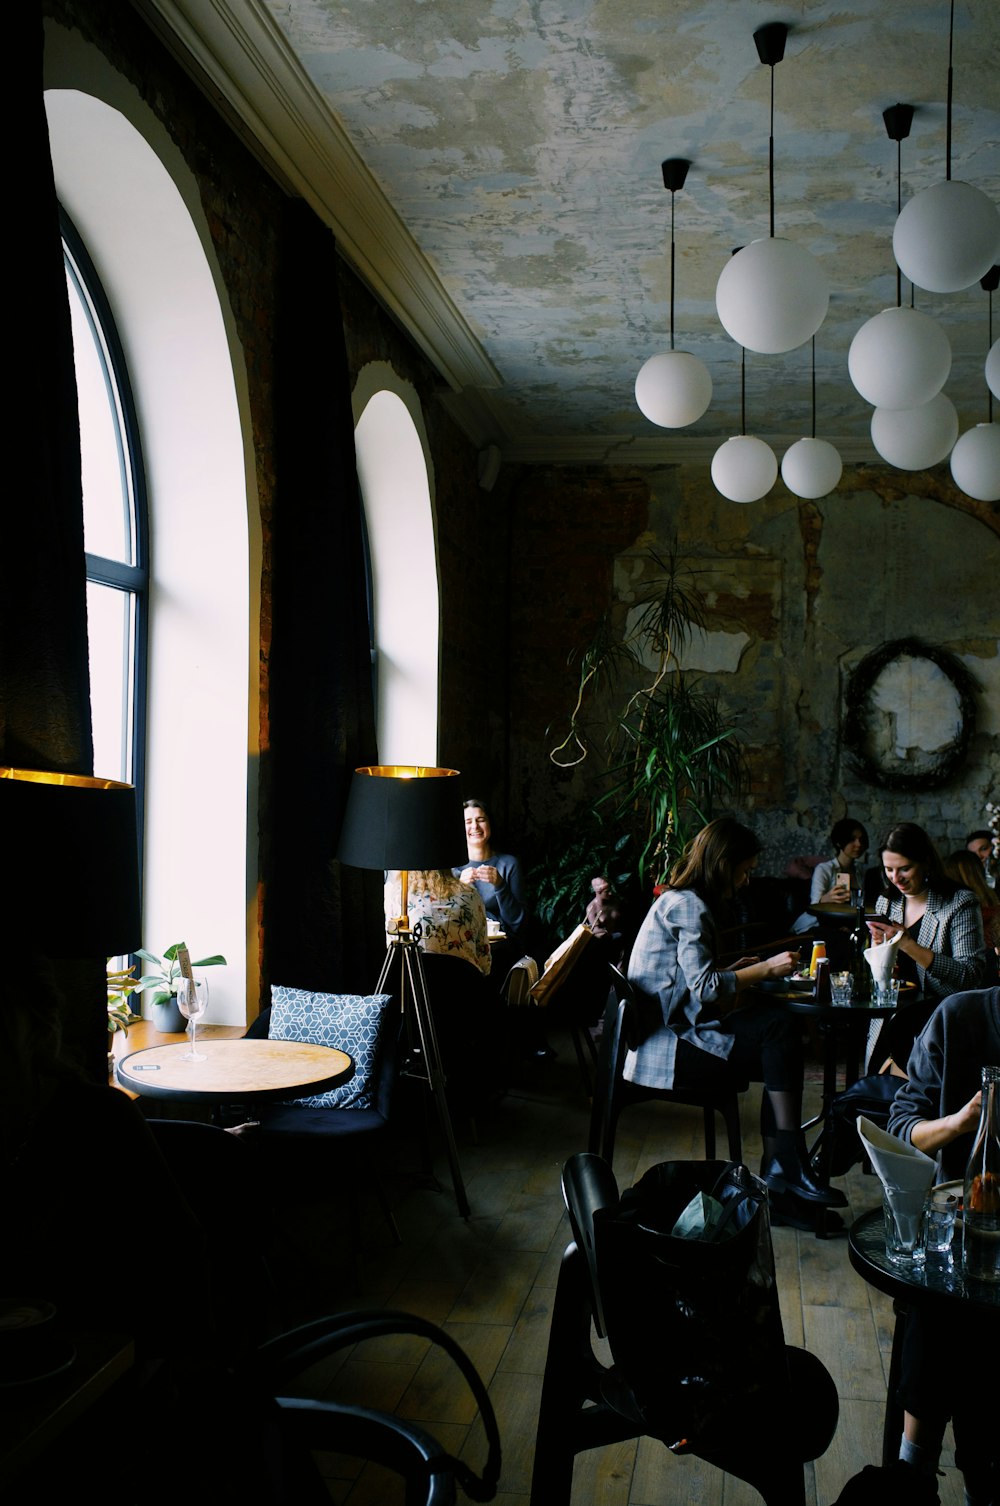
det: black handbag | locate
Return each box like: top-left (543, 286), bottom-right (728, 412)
top-left (812, 1072), bottom-right (901, 1176)
top-left (593, 1160), bottom-right (789, 1453)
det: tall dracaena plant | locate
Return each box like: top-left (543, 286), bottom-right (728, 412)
top-left (549, 548), bottom-right (747, 891)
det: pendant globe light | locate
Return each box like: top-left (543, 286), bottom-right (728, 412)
top-left (781, 339), bottom-right (843, 498)
top-left (871, 391), bottom-right (959, 469)
top-left (715, 22), bottom-right (828, 355)
top-left (712, 343), bottom-right (777, 503)
top-left (893, 1), bottom-right (1000, 294)
top-left (849, 105), bottom-right (952, 410)
top-left (635, 159), bottom-right (713, 428)
top-left (950, 265), bottom-right (1000, 502)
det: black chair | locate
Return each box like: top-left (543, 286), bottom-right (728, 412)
top-left (243, 1002), bottom-right (403, 1246)
top-left (531, 1152), bottom-right (838, 1506)
top-left (145, 1116), bottom-right (278, 1351)
top-left (250, 1309), bottom-right (502, 1505)
top-left (589, 964), bottom-right (745, 1166)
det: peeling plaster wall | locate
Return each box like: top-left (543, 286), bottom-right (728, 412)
top-left (510, 463), bottom-right (999, 873)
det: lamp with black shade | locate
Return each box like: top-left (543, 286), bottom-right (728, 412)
top-left (337, 763), bottom-right (471, 1217)
top-left (1, 766), bottom-right (142, 1080)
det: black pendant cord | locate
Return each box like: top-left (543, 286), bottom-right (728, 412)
top-left (985, 267), bottom-right (998, 423)
top-left (810, 337), bottom-right (817, 440)
top-left (741, 345), bottom-right (747, 435)
top-left (896, 134), bottom-right (903, 308)
top-left (669, 190), bottom-right (676, 350)
top-left (769, 62), bottom-right (776, 238)
top-left (946, 0), bottom-right (954, 182)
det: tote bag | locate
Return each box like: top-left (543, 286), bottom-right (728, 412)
top-left (593, 1160), bottom-right (788, 1453)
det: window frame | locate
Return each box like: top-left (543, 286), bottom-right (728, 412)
top-left (62, 204), bottom-right (149, 876)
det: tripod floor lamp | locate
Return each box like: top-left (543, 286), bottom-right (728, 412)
top-left (337, 764), bottom-right (471, 1218)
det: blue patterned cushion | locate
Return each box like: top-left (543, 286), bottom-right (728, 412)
top-left (268, 987), bottom-right (392, 1109)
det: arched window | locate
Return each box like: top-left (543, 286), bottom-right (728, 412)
top-left (63, 208), bottom-right (148, 836)
top-left (44, 57), bottom-right (260, 1024)
top-left (353, 371), bottom-right (440, 764)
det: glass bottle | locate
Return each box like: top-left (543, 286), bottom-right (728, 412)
top-left (850, 911), bottom-right (870, 1003)
top-left (962, 1064), bottom-right (1000, 1283)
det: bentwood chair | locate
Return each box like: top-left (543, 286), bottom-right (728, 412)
top-left (589, 965), bottom-right (746, 1167)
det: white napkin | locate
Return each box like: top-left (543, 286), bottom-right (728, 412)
top-left (863, 932), bottom-right (901, 990)
top-left (858, 1115), bottom-right (936, 1192)
top-left (858, 1114), bottom-right (936, 1246)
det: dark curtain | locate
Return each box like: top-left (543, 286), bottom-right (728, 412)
top-left (3, 4), bottom-right (93, 775)
top-left (3, 7), bottom-right (102, 1081)
top-left (266, 199), bottom-right (383, 995)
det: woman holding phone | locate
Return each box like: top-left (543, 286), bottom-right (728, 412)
top-left (866, 821), bottom-right (988, 1072)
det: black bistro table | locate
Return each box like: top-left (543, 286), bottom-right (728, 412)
top-left (849, 1206), bottom-right (1000, 1464)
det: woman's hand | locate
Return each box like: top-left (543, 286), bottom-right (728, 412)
top-left (868, 919), bottom-right (902, 943)
top-left (465, 863), bottom-right (500, 886)
top-left (763, 950), bottom-right (797, 979)
top-left (732, 950), bottom-right (796, 991)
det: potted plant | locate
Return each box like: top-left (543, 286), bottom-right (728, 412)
top-left (133, 942), bottom-right (227, 1033)
top-left (107, 961), bottom-right (139, 1073)
top-left (546, 547), bottom-right (747, 895)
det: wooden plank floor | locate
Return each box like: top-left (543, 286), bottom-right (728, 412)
top-left (266, 1025), bottom-right (964, 1506)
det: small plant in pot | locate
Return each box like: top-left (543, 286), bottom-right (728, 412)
top-left (134, 942), bottom-right (226, 1033)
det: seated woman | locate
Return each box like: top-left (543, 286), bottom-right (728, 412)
top-left (383, 868), bottom-right (503, 1093)
top-left (626, 816), bottom-right (844, 1219)
top-left (791, 817), bottom-right (870, 964)
top-left (867, 822), bottom-right (989, 1072)
top-left (456, 798), bottom-right (529, 942)
top-left (810, 817), bottom-right (870, 907)
top-left (944, 848), bottom-right (1000, 981)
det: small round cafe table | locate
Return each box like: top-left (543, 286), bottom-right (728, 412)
top-left (116, 1037), bottom-right (354, 1106)
top-left (849, 1206), bottom-right (1000, 1463)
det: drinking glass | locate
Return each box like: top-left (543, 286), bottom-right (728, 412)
top-left (176, 977), bottom-right (208, 1061)
top-left (924, 1184), bottom-right (960, 1260)
top-left (874, 978), bottom-right (900, 1010)
top-left (831, 971), bottom-right (853, 1006)
top-left (883, 1186), bottom-right (926, 1265)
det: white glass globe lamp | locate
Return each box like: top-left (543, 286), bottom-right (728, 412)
top-left (781, 438), bottom-right (843, 499)
top-left (893, 181), bottom-right (1000, 294)
top-left (870, 392), bottom-right (958, 470)
top-left (711, 435), bottom-right (777, 503)
top-left (716, 239), bottom-right (829, 354)
top-left (848, 306), bottom-right (951, 410)
top-left (986, 339), bottom-right (1000, 403)
top-left (635, 351), bottom-right (713, 428)
top-left (950, 423), bottom-right (1000, 502)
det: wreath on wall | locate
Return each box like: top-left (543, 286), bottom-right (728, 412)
top-left (843, 637), bottom-right (979, 792)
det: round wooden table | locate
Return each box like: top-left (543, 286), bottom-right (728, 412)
top-left (116, 1038), bottom-right (354, 1104)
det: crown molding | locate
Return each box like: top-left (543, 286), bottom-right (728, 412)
top-left (133, 0), bottom-right (501, 394)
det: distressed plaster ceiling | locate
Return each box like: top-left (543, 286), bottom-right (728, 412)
top-left (141, 0), bottom-right (999, 464)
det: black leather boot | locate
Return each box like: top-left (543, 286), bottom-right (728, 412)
top-left (761, 1131), bottom-right (847, 1208)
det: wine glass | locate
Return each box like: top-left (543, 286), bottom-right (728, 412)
top-left (176, 977), bottom-right (208, 1061)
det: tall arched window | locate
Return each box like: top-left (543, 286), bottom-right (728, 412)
top-left (63, 208), bottom-right (148, 837)
top-left (45, 58), bottom-right (260, 1025)
top-left (354, 372), bottom-right (440, 764)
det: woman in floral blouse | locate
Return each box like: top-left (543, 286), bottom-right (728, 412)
top-left (384, 869), bottom-right (491, 976)
top-left (383, 869), bottom-right (503, 1100)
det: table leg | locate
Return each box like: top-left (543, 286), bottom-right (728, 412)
top-left (883, 1302), bottom-right (907, 1467)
